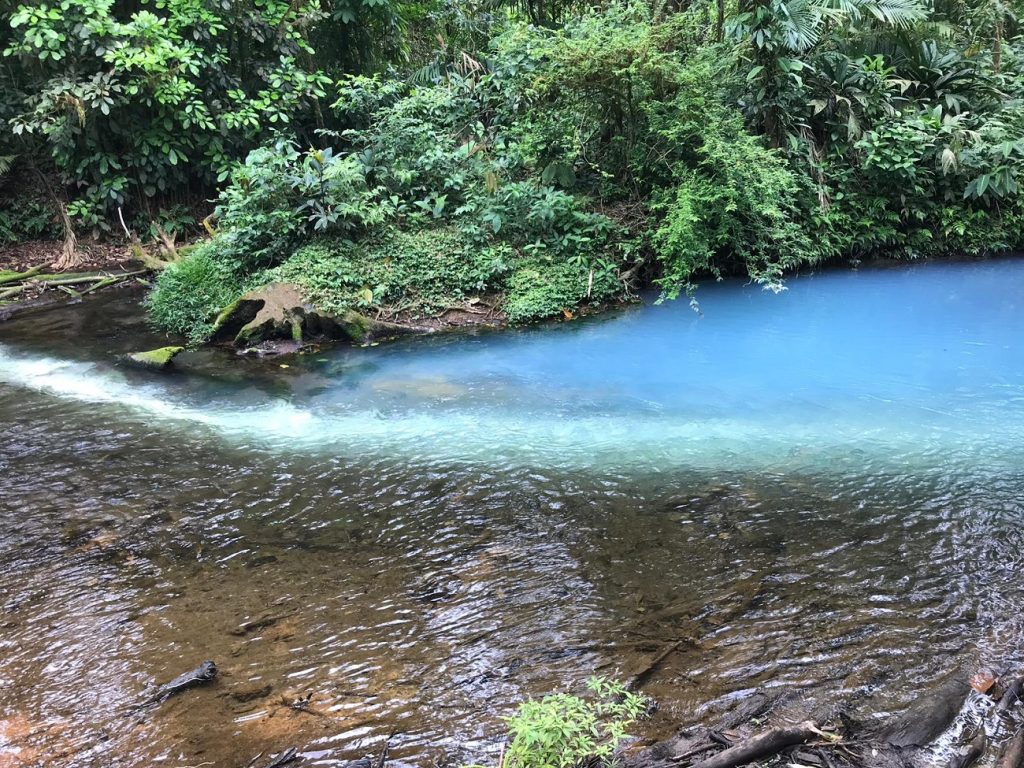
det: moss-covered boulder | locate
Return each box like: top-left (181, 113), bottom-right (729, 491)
top-left (225, 283), bottom-right (308, 347)
top-left (127, 346), bottom-right (184, 369)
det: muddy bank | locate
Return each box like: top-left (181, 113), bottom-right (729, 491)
top-left (0, 240), bottom-right (132, 273)
top-left (0, 264), bottom-right (512, 357)
top-left (622, 668), bottom-right (1024, 768)
top-left (1, 239), bottom-right (617, 356)
top-left (0, 243), bottom-right (150, 324)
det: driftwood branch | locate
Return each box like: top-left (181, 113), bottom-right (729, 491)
top-left (690, 721), bottom-right (823, 768)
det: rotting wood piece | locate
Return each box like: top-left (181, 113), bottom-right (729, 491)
top-left (689, 721), bottom-right (824, 768)
top-left (997, 677), bottom-right (1024, 717)
top-left (877, 673), bottom-right (972, 748)
top-left (626, 640), bottom-right (685, 692)
top-left (1000, 729), bottom-right (1024, 768)
top-left (948, 731), bottom-right (988, 768)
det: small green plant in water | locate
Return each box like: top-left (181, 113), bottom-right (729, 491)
top-left (469, 677), bottom-right (647, 768)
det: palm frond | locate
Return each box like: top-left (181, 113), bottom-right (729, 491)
top-left (857, 0), bottom-right (928, 29)
top-left (781, 0), bottom-right (826, 51)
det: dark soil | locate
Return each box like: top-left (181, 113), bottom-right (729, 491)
top-left (0, 239), bottom-right (135, 273)
top-left (0, 239), bottom-right (147, 322)
top-left (387, 297), bottom-right (507, 332)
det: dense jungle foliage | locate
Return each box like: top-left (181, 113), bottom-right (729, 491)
top-left (1, 0), bottom-right (1022, 338)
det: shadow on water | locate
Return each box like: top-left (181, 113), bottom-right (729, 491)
top-left (0, 259), bottom-right (1023, 767)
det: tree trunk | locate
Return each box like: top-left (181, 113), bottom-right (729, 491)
top-left (993, 12), bottom-right (1003, 74)
top-left (51, 201), bottom-right (84, 272)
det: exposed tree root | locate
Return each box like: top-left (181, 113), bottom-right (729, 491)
top-left (997, 677), bottom-right (1024, 717)
top-left (51, 202), bottom-right (84, 271)
top-left (620, 667), bottom-right (1024, 768)
top-left (878, 672), bottom-right (971, 748)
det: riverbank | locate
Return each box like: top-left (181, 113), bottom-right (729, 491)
top-left (0, 235), bottom-right (626, 354)
top-left (0, 239), bottom-right (134, 273)
top-left (0, 246), bottom-right (1017, 359)
top-left (0, 240), bottom-right (145, 318)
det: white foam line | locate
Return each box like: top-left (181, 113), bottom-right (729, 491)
top-left (0, 344), bottom-right (1020, 471)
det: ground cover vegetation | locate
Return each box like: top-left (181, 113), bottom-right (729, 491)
top-left (1, 0), bottom-right (1022, 340)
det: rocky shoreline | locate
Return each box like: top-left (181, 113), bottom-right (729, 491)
top-left (619, 667), bottom-right (1024, 768)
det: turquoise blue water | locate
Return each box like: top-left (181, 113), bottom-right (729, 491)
top-left (1, 257), bottom-right (1023, 767)
top-left (1, 258), bottom-right (1021, 473)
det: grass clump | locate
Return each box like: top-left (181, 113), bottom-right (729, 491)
top-left (147, 244), bottom-right (244, 345)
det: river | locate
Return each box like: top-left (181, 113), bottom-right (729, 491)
top-left (0, 257), bottom-right (1022, 767)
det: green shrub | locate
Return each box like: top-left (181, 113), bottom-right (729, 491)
top-left (213, 140), bottom-right (392, 273)
top-left (468, 677), bottom-right (647, 768)
top-left (0, 0), bottom-right (406, 225)
top-left (147, 244), bottom-right (243, 344)
top-left (0, 195), bottom-right (59, 242)
top-left (640, 48), bottom-right (828, 294)
top-left (504, 256), bottom-right (619, 323)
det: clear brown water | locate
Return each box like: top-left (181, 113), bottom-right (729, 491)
top-left (1, 261), bottom-right (1023, 767)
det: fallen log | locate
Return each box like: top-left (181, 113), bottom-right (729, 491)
top-left (878, 672), bottom-right (971, 747)
top-left (1000, 728), bottom-right (1024, 768)
top-left (690, 721), bottom-right (822, 768)
top-left (78, 276), bottom-right (119, 296)
top-left (0, 266), bottom-right (43, 286)
top-left (949, 731), bottom-right (988, 768)
top-left (997, 677), bottom-right (1024, 717)
top-left (34, 275), bottom-right (108, 287)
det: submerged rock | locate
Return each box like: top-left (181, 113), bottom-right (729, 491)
top-left (212, 282), bottom-right (430, 349)
top-left (126, 346), bottom-right (184, 369)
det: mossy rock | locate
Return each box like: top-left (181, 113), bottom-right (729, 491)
top-left (127, 346), bottom-right (184, 369)
top-left (211, 283), bottom-right (310, 347)
top-left (211, 282), bottom-right (426, 348)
